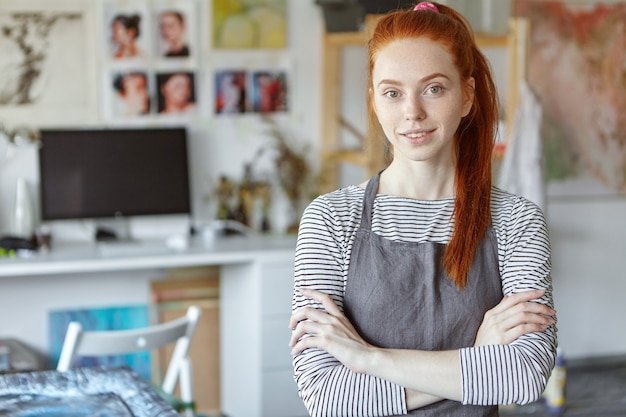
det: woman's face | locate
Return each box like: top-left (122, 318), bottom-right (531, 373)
top-left (112, 20), bottom-right (135, 45)
top-left (160, 13), bottom-right (184, 44)
top-left (162, 74), bottom-right (191, 104)
top-left (123, 74), bottom-right (146, 94)
top-left (371, 37), bottom-right (474, 167)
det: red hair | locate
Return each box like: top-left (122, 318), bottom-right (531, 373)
top-left (367, 2), bottom-right (499, 288)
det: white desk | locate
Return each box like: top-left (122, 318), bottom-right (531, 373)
top-left (0, 234), bottom-right (307, 417)
top-left (0, 234), bottom-right (296, 277)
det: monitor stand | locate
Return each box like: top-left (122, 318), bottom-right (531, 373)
top-left (94, 216), bottom-right (132, 242)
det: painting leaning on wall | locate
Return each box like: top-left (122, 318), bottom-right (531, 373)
top-left (515, 0), bottom-right (626, 198)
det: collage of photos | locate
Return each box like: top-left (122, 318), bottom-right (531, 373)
top-left (101, 0), bottom-right (289, 122)
top-left (102, 0), bottom-right (199, 121)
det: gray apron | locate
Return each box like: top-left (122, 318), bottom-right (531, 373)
top-left (344, 172), bottom-right (503, 416)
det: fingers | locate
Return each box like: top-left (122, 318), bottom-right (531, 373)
top-left (288, 317), bottom-right (315, 351)
top-left (486, 294), bottom-right (556, 330)
top-left (475, 289), bottom-right (556, 346)
top-left (289, 303), bottom-right (330, 330)
top-left (289, 307), bottom-right (330, 344)
top-left (288, 287), bottom-right (338, 329)
top-left (289, 317), bottom-right (330, 356)
top-left (289, 287), bottom-right (341, 354)
top-left (299, 287), bottom-right (342, 315)
top-left (504, 322), bottom-right (553, 342)
top-left (495, 289), bottom-right (545, 312)
top-left (290, 334), bottom-right (318, 356)
top-left (495, 289), bottom-right (556, 320)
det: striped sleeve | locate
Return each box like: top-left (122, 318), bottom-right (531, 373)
top-left (292, 192), bottom-right (408, 417)
top-left (460, 190), bottom-right (557, 405)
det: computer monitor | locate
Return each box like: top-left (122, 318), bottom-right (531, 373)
top-left (38, 127), bottom-right (191, 240)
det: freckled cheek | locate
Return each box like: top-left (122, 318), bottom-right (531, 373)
top-left (373, 109), bottom-right (401, 137)
top-left (373, 99), bottom-right (401, 123)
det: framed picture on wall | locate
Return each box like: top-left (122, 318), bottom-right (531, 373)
top-left (515, 0), bottom-right (626, 199)
top-left (108, 69), bottom-right (152, 119)
top-left (251, 70), bottom-right (288, 113)
top-left (155, 70), bottom-right (197, 116)
top-left (154, 0), bottom-right (196, 60)
top-left (103, 0), bottom-right (151, 62)
top-left (214, 69), bottom-right (247, 114)
top-left (212, 0), bottom-right (287, 49)
top-left (0, 0), bottom-right (98, 126)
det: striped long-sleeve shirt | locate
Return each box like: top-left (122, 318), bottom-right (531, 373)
top-left (292, 185), bottom-right (557, 417)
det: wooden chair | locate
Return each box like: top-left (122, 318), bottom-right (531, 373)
top-left (56, 305), bottom-right (201, 417)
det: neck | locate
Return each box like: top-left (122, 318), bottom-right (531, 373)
top-left (379, 161), bottom-right (455, 200)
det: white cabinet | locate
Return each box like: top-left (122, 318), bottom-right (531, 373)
top-left (220, 259), bottom-right (308, 417)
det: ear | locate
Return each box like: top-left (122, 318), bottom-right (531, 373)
top-left (462, 77), bottom-right (475, 117)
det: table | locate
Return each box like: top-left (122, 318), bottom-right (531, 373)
top-left (0, 367), bottom-right (178, 417)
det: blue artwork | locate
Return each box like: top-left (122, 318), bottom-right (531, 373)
top-left (48, 305), bottom-right (151, 381)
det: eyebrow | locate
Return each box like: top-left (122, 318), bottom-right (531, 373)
top-left (376, 73), bottom-right (450, 88)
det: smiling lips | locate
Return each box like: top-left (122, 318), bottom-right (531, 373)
top-left (402, 128), bottom-right (434, 140)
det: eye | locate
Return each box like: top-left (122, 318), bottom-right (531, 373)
top-left (426, 85), bottom-right (443, 95)
top-left (384, 90), bottom-right (400, 99)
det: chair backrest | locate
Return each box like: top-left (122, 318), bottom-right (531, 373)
top-left (56, 305), bottom-right (201, 399)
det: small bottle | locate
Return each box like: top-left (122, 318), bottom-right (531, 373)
top-left (12, 177), bottom-right (35, 239)
top-left (545, 347), bottom-right (566, 415)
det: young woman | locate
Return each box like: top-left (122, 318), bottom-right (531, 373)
top-left (289, 2), bottom-right (557, 416)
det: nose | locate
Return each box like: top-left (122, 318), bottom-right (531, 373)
top-left (404, 96), bottom-right (426, 121)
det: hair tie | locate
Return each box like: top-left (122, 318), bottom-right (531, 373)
top-left (413, 2), bottom-right (439, 12)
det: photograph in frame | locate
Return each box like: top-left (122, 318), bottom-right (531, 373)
top-left (103, 0), bottom-right (150, 61)
top-left (156, 70), bottom-right (197, 116)
top-left (251, 70), bottom-right (288, 113)
top-left (109, 69), bottom-right (153, 119)
top-left (154, 0), bottom-right (196, 60)
top-left (0, 0), bottom-right (98, 126)
top-left (214, 69), bottom-right (247, 114)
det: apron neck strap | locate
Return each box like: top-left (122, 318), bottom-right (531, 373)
top-left (360, 170), bottom-right (383, 231)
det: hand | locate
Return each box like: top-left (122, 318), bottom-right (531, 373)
top-left (474, 289), bottom-right (556, 346)
top-left (289, 287), bottom-right (373, 374)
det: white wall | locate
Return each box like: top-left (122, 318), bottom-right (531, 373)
top-left (2, 0), bottom-right (625, 362)
top-left (547, 198), bottom-right (626, 359)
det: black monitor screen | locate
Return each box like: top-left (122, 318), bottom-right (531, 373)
top-left (39, 127), bottom-right (191, 221)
